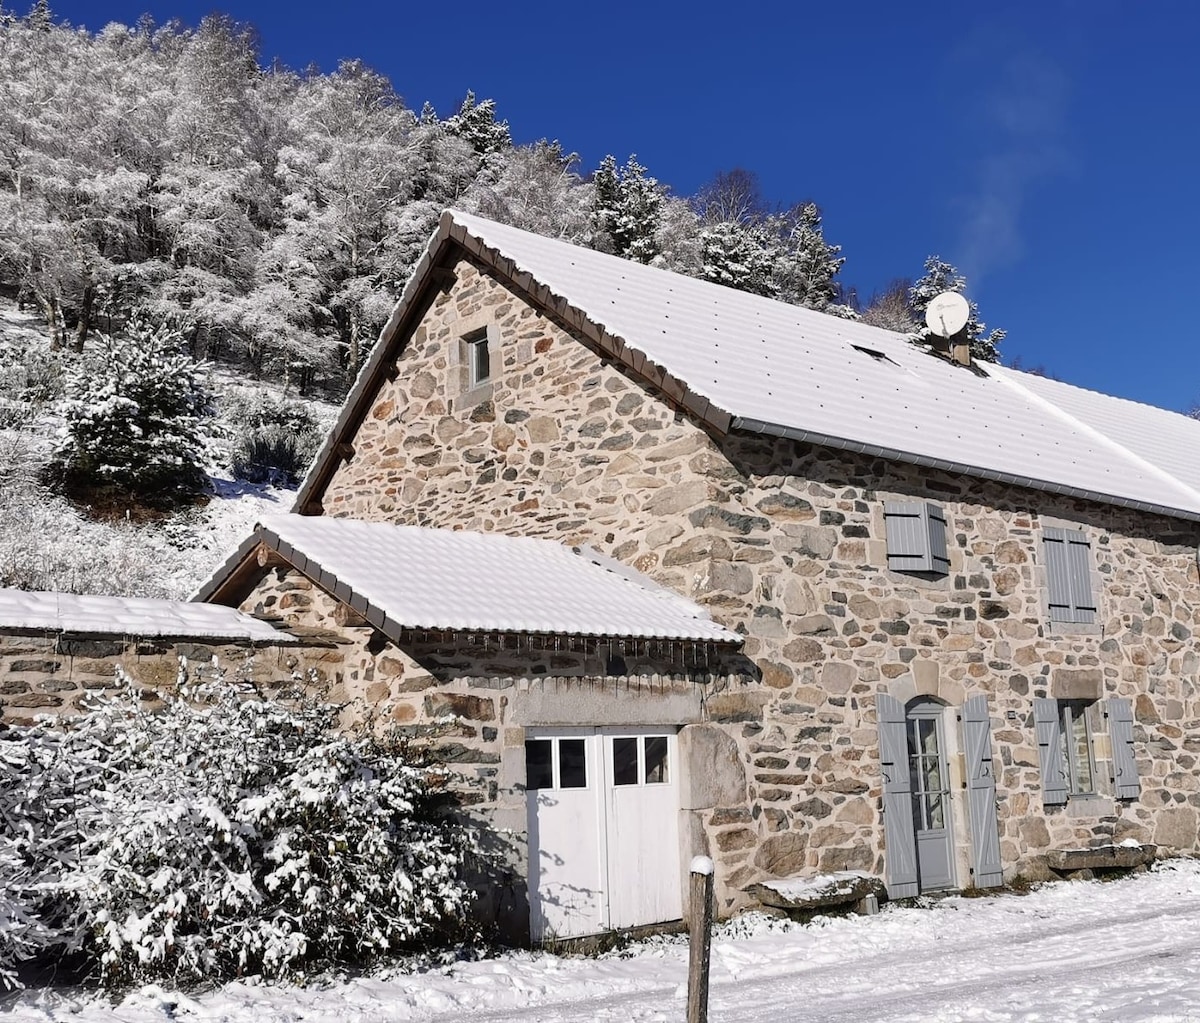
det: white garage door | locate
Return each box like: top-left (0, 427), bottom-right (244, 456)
top-left (526, 728), bottom-right (681, 942)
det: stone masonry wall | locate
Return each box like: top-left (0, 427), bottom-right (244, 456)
top-left (0, 632), bottom-right (298, 726)
top-left (316, 254), bottom-right (1200, 909)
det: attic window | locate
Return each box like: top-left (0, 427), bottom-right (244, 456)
top-left (450, 317), bottom-right (501, 411)
top-left (884, 501), bottom-right (950, 575)
top-left (851, 344), bottom-right (898, 366)
top-left (466, 331), bottom-right (491, 387)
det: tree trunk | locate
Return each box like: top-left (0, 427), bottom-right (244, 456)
top-left (74, 283), bottom-right (95, 352)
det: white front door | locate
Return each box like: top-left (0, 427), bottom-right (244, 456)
top-left (526, 728), bottom-right (681, 941)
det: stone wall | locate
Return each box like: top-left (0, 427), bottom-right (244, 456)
top-left (0, 632), bottom-right (300, 726)
top-left (314, 253), bottom-right (1200, 908)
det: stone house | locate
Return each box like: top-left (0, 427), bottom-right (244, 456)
top-left (204, 210), bottom-right (1200, 939)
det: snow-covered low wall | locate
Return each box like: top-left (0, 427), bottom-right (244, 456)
top-left (0, 633), bottom-right (306, 725)
top-left (0, 588), bottom-right (301, 725)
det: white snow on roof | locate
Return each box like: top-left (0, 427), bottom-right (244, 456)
top-left (255, 514), bottom-right (741, 643)
top-left (0, 588), bottom-right (287, 642)
top-left (444, 210), bottom-right (1200, 520)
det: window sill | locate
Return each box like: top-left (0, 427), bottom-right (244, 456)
top-left (451, 380), bottom-right (494, 412)
top-left (1063, 794), bottom-right (1114, 818)
top-left (1046, 621), bottom-right (1102, 638)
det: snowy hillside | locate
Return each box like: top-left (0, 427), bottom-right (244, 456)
top-left (0, 300), bottom-right (340, 600)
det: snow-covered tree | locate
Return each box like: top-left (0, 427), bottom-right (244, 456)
top-left (467, 140), bottom-right (591, 240)
top-left (444, 90), bottom-right (511, 158)
top-left (52, 317), bottom-right (213, 507)
top-left (696, 220), bottom-right (776, 295)
top-left (589, 154), bottom-right (665, 263)
top-left (270, 62), bottom-right (420, 382)
top-left (767, 202), bottom-right (845, 311)
top-left (686, 170), bottom-right (846, 310)
top-left (908, 256), bottom-right (1005, 363)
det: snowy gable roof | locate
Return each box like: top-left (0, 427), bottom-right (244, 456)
top-left (0, 588), bottom-right (290, 643)
top-left (196, 515), bottom-right (741, 645)
top-left (297, 209), bottom-right (1200, 523)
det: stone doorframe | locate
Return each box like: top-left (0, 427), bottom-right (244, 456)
top-left (882, 658), bottom-right (971, 891)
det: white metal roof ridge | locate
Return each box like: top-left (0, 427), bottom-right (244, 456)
top-left (252, 515), bottom-right (742, 644)
top-left (0, 588), bottom-right (288, 643)
top-left (988, 370), bottom-right (1200, 512)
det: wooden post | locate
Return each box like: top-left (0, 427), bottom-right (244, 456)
top-left (687, 855), bottom-right (715, 1023)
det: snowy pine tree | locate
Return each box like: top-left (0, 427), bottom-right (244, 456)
top-left (696, 220), bottom-right (776, 296)
top-left (52, 317), bottom-right (213, 507)
top-left (908, 256), bottom-right (1005, 363)
top-left (589, 154), bottom-right (665, 263)
top-left (444, 90), bottom-right (512, 157)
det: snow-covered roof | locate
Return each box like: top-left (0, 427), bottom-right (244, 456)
top-left (196, 515), bottom-right (741, 645)
top-left (0, 588), bottom-right (290, 642)
top-left (297, 210), bottom-right (1200, 523)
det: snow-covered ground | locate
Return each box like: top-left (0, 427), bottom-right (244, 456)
top-left (9, 861), bottom-right (1200, 1022)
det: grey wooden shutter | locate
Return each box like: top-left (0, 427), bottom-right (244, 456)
top-left (884, 502), bottom-right (949, 575)
top-left (1033, 697), bottom-right (1068, 805)
top-left (877, 692), bottom-right (919, 898)
top-left (1043, 527), bottom-right (1096, 624)
top-left (962, 696), bottom-right (1003, 889)
top-left (925, 504), bottom-right (950, 574)
top-left (1107, 698), bottom-right (1140, 799)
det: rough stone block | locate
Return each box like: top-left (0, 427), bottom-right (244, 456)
top-left (1050, 668), bottom-right (1103, 701)
top-left (753, 831), bottom-right (808, 876)
top-left (424, 692), bottom-right (496, 722)
top-left (679, 724), bottom-right (746, 809)
top-left (746, 871), bottom-right (884, 912)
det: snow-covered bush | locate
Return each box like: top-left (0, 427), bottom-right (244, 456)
top-left (16, 666), bottom-right (473, 987)
top-left (51, 317), bottom-right (214, 508)
top-left (224, 390), bottom-right (322, 485)
top-left (0, 725), bottom-right (101, 989)
top-left (0, 337), bottom-right (64, 426)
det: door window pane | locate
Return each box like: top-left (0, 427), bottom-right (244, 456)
top-left (612, 738), bottom-right (638, 786)
top-left (526, 739), bottom-right (553, 790)
top-left (644, 736), bottom-right (669, 784)
top-left (1061, 702), bottom-right (1096, 795)
top-left (559, 739), bottom-right (587, 788)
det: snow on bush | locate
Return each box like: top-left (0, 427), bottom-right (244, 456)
top-left (0, 664), bottom-right (475, 988)
top-left (223, 390), bottom-right (323, 485)
top-left (0, 723), bottom-right (100, 989)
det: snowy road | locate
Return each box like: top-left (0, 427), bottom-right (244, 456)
top-left (10, 861), bottom-right (1200, 1022)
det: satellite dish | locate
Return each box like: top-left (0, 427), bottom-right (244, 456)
top-left (925, 291), bottom-right (970, 338)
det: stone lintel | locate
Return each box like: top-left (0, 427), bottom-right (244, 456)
top-left (1050, 668), bottom-right (1103, 701)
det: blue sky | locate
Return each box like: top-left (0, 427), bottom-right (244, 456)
top-left (45, 0), bottom-right (1200, 413)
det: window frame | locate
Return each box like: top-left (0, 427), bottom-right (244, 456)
top-left (466, 331), bottom-right (491, 388)
top-left (524, 736), bottom-right (589, 791)
top-left (449, 315), bottom-right (502, 412)
top-left (1058, 699), bottom-right (1098, 797)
